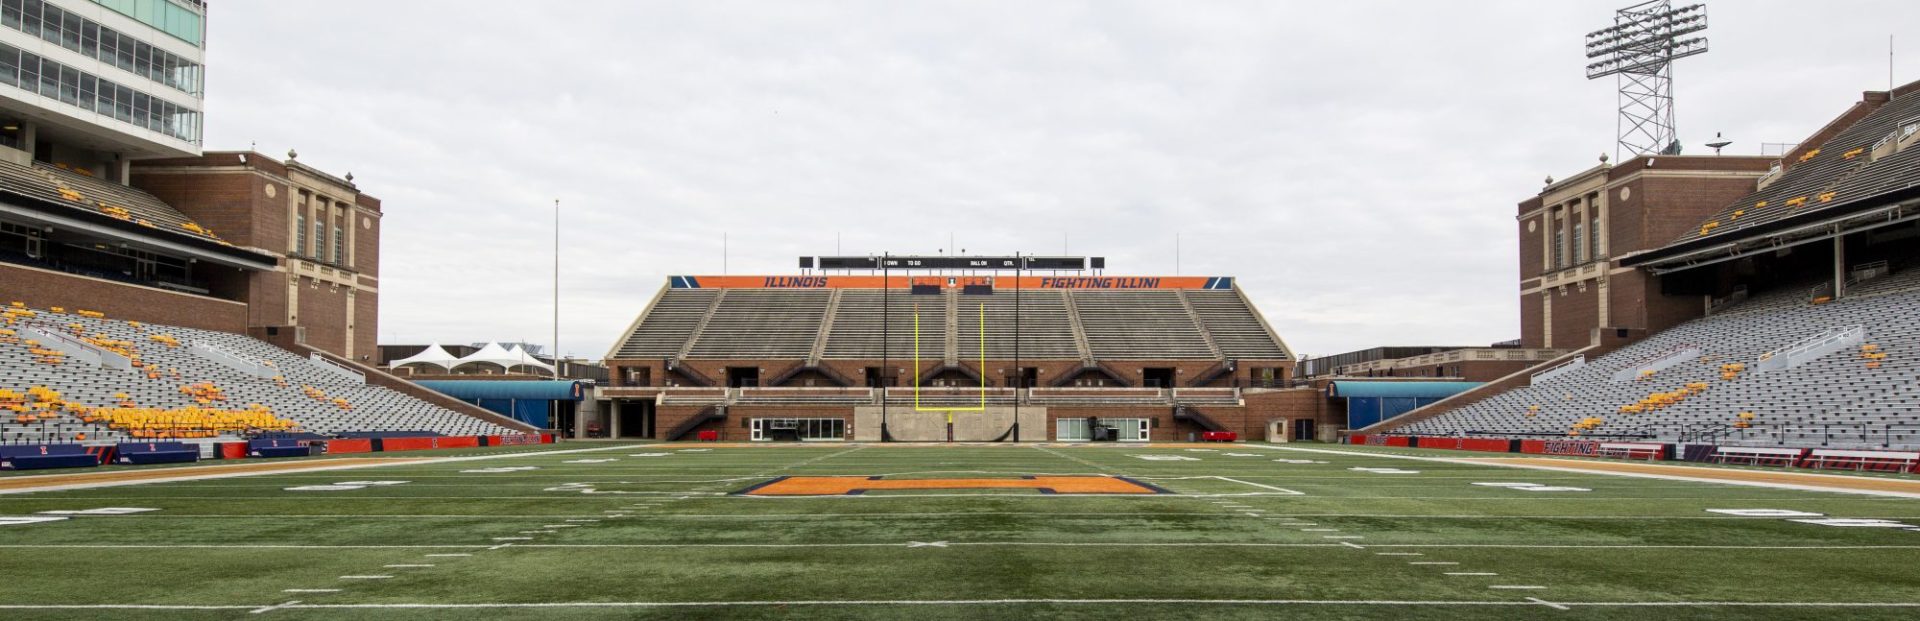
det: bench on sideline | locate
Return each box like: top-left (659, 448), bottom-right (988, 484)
top-left (248, 438), bottom-right (316, 458)
top-left (1597, 442), bottom-right (1666, 461)
top-left (0, 444), bottom-right (100, 470)
top-left (1710, 446), bottom-right (1806, 467)
top-left (1801, 448), bottom-right (1920, 473)
top-left (115, 441), bottom-right (199, 465)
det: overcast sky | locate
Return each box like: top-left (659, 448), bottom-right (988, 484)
top-left (204, 0), bottom-right (1920, 361)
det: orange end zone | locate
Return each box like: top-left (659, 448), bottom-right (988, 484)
top-left (737, 475), bottom-right (1169, 496)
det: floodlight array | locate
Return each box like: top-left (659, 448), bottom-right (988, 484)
top-left (1583, 3), bottom-right (1709, 79)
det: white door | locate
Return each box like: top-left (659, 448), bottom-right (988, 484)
top-left (750, 419), bottom-right (765, 442)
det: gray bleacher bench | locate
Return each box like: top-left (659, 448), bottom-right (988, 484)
top-left (1710, 446), bottom-right (1806, 467)
top-left (1596, 442), bottom-right (1666, 461)
top-left (1800, 448), bottom-right (1920, 473)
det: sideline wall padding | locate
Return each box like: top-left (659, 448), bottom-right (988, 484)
top-left (325, 439), bottom-right (373, 454)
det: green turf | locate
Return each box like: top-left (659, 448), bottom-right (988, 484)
top-left (4, 441), bottom-right (1920, 620)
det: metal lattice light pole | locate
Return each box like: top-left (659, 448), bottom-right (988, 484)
top-left (1585, 1), bottom-right (1709, 160)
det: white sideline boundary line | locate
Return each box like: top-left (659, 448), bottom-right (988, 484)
top-left (1255, 445), bottom-right (1920, 500)
top-left (0, 444), bottom-right (637, 495)
top-left (10, 600), bottom-right (1920, 610)
top-left (1210, 476), bottom-right (1306, 495)
top-left (248, 600), bottom-right (300, 614)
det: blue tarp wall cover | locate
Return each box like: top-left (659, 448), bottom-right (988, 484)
top-left (1327, 381), bottom-right (1481, 429)
top-left (413, 380), bottom-right (584, 429)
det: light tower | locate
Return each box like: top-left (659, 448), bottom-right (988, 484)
top-left (1584, 1), bottom-right (1710, 160)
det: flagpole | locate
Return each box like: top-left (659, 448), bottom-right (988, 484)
top-left (552, 199), bottom-right (560, 382)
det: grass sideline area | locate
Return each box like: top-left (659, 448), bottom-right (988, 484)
top-left (0, 442), bottom-right (571, 479)
top-left (4, 441), bottom-right (1920, 620)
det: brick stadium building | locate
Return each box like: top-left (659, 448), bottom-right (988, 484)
top-left (1360, 78), bottom-right (1920, 440)
top-left (0, 1), bottom-right (383, 362)
top-left (0, 1), bottom-right (522, 441)
top-left (600, 264), bottom-right (1339, 442)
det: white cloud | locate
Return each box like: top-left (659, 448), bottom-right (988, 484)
top-left (203, 0), bottom-right (1920, 359)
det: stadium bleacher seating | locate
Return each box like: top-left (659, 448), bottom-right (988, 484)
top-left (612, 286), bottom-right (1288, 368)
top-left (0, 302), bottom-right (520, 446)
top-left (1393, 267), bottom-right (1920, 449)
top-left (1677, 88), bottom-right (1920, 246)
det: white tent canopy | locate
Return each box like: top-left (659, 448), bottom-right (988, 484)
top-left (453, 342), bottom-right (554, 372)
top-left (389, 343), bottom-right (460, 370)
top-left (504, 344), bottom-right (557, 372)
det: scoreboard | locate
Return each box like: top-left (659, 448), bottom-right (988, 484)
top-left (811, 256), bottom-right (1098, 271)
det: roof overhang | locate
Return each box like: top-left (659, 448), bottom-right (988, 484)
top-left (1623, 186), bottom-right (1920, 275)
top-left (0, 197), bottom-right (278, 271)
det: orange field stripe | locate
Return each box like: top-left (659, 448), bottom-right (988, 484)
top-left (740, 475), bottom-right (1165, 496)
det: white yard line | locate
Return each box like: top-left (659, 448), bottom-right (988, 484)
top-left (1255, 445), bottom-right (1920, 500)
top-left (1211, 477), bottom-right (1306, 494)
top-left (248, 600), bottom-right (301, 614)
top-left (0, 444), bottom-right (640, 495)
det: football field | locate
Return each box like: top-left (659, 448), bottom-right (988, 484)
top-left (5, 441), bottom-right (1920, 620)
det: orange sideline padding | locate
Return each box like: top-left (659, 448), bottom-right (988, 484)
top-left (1519, 439), bottom-right (1602, 457)
top-left (740, 475), bottom-right (1165, 496)
top-left (379, 437), bottom-right (435, 452)
top-left (1414, 436), bottom-right (1514, 452)
top-left (436, 436), bottom-right (479, 449)
top-left (324, 438), bottom-right (372, 454)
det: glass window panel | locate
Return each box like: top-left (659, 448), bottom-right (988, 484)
top-left (37, 5), bottom-right (58, 43)
top-left (0, 46), bottom-right (16, 88)
top-left (24, 1), bottom-right (44, 42)
top-left (114, 84), bottom-right (131, 121)
top-left (80, 21), bottom-right (97, 58)
top-left (58, 64), bottom-right (77, 104)
top-left (59, 9), bottom-right (79, 51)
top-left (18, 51), bottom-right (36, 89)
top-left (20, 3), bottom-right (38, 40)
top-left (114, 34), bottom-right (133, 70)
top-left (2, 0), bottom-right (21, 31)
top-left (37, 57), bottom-right (58, 98)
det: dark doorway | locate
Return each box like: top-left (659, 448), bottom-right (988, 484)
top-left (552, 401), bottom-right (576, 437)
top-left (1004, 367), bottom-right (1039, 388)
top-left (726, 367), bottom-right (760, 388)
top-left (1292, 418), bottom-right (1316, 442)
top-left (619, 400), bottom-right (650, 438)
top-left (865, 367), bottom-right (896, 387)
top-left (1142, 368), bottom-right (1176, 388)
